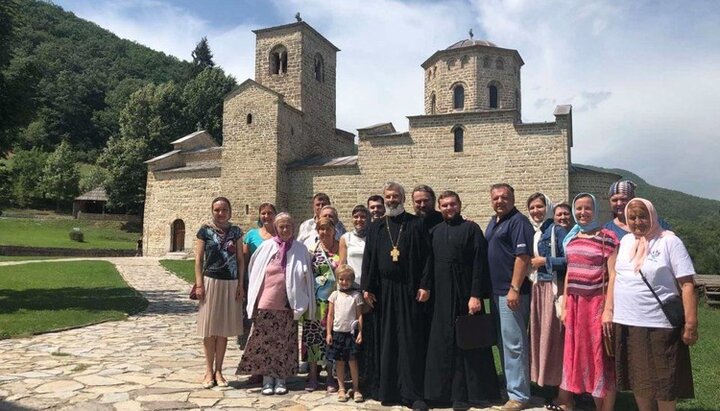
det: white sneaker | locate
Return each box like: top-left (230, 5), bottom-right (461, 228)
top-left (274, 378), bottom-right (287, 395)
top-left (261, 376), bottom-right (275, 395)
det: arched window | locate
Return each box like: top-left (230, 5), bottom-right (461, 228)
top-left (314, 54), bottom-right (324, 82)
top-left (447, 58), bottom-right (456, 70)
top-left (453, 85), bottom-right (465, 110)
top-left (489, 85), bottom-right (498, 109)
top-left (430, 93), bottom-right (436, 115)
top-left (496, 58), bottom-right (504, 70)
top-left (269, 45), bottom-right (288, 75)
top-left (453, 126), bottom-right (464, 152)
top-left (460, 55), bottom-right (469, 68)
top-left (246, 113), bottom-right (252, 124)
top-left (483, 56), bottom-right (491, 68)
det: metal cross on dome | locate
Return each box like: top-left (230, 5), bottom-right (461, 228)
top-left (469, 28), bottom-right (474, 39)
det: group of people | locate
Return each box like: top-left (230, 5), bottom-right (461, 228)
top-left (192, 179), bottom-right (698, 411)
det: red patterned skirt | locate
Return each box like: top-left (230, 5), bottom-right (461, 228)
top-left (560, 293), bottom-right (615, 397)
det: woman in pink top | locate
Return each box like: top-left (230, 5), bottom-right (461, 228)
top-left (237, 213), bottom-right (315, 396)
top-left (554, 193), bottom-right (619, 411)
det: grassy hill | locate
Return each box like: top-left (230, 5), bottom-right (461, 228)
top-left (579, 164), bottom-right (720, 274)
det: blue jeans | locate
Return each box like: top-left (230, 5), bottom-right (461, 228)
top-left (493, 293), bottom-right (531, 403)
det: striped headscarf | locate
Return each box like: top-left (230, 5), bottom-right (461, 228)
top-left (608, 180), bottom-right (637, 198)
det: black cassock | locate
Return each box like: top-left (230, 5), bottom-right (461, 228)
top-left (424, 215), bottom-right (500, 405)
top-left (361, 212), bottom-right (431, 404)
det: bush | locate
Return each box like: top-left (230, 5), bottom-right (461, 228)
top-left (69, 228), bottom-right (84, 242)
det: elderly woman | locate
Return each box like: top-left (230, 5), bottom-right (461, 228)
top-left (613, 198), bottom-right (697, 411)
top-left (553, 202), bottom-right (572, 231)
top-left (556, 193), bottom-right (619, 411)
top-left (236, 212), bottom-right (314, 395)
top-left (195, 197), bottom-right (245, 389)
top-left (526, 193), bottom-right (567, 393)
top-left (304, 216), bottom-right (341, 392)
top-left (239, 203), bottom-right (277, 379)
top-left (339, 205), bottom-right (370, 288)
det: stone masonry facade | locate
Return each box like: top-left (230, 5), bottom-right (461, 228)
top-left (142, 21), bottom-right (618, 257)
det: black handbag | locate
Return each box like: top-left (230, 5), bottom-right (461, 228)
top-left (639, 270), bottom-right (685, 328)
top-left (455, 312), bottom-right (497, 350)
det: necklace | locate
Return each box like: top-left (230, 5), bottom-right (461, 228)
top-left (385, 216), bottom-right (403, 262)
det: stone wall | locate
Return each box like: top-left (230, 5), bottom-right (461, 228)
top-left (221, 83), bottom-right (281, 229)
top-left (143, 170), bottom-right (221, 257)
top-left (288, 109), bottom-right (571, 227)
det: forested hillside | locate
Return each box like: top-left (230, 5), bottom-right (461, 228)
top-left (0, 0), bottom-right (235, 212)
top-left (578, 164), bottom-right (720, 274)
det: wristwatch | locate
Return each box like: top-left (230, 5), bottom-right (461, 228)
top-left (509, 284), bottom-right (520, 293)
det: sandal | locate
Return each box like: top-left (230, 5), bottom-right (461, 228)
top-left (274, 379), bottom-right (287, 395)
top-left (353, 391), bottom-right (365, 403)
top-left (337, 390), bottom-right (348, 402)
top-left (214, 372), bottom-right (228, 387)
top-left (201, 373), bottom-right (215, 389)
top-left (545, 402), bottom-right (574, 411)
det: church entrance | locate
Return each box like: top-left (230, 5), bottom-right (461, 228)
top-left (171, 219), bottom-right (185, 252)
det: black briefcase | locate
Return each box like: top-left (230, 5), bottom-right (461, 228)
top-left (455, 313), bottom-right (497, 350)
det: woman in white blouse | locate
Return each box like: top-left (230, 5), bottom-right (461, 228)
top-left (612, 198), bottom-right (698, 411)
top-left (338, 205), bottom-right (369, 288)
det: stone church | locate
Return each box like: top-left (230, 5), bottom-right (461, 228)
top-left (142, 20), bottom-right (617, 257)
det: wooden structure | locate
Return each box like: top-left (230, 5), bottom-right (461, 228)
top-left (696, 275), bottom-right (720, 307)
top-left (72, 187), bottom-right (108, 218)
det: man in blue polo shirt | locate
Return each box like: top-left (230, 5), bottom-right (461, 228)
top-left (485, 183), bottom-right (534, 411)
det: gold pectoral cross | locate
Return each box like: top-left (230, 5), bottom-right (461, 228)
top-left (390, 246), bottom-right (400, 262)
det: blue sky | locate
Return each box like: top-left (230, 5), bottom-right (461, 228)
top-left (53, 0), bottom-right (720, 200)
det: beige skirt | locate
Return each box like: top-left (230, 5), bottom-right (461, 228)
top-left (197, 276), bottom-right (243, 338)
top-left (530, 280), bottom-right (564, 387)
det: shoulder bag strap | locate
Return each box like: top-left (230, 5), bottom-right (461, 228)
top-left (638, 269), bottom-right (665, 309)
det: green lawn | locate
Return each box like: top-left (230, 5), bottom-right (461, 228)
top-left (159, 259), bottom-right (195, 283)
top-left (0, 261), bottom-right (148, 338)
top-left (0, 217), bottom-right (138, 250)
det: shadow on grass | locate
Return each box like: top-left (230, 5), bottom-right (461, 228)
top-left (0, 286), bottom-right (148, 315)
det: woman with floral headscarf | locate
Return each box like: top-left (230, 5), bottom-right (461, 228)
top-left (554, 193), bottom-right (619, 411)
top-left (613, 198), bottom-right (697, 411)
top-left (237, 212), bottom-right (315, 395)
top-left (195, 197), bottom-right (245, 389)
top-left (526, 193), bottom-right (567, 394)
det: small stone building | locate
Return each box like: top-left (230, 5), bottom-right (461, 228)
top-left (142, 21), bottom-right (617, 257)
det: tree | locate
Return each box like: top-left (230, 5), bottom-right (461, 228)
top-left (119, 81), bottom-right (190, 156)
top-left (182, 67), bottom-right (236, 142)
top-left (191, 36), bottom-right (214, 74)
top-left (79, 164), bottom-right (110, 194)
top-left (7, 148), bottom-right (48, 207)
top-left (41, 140), bottom-right (80, 210)
top-left (97, 135), bottom-right (148, 213)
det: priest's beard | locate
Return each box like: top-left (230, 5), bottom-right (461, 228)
top-left (385, 203), bottom-right (405, 217)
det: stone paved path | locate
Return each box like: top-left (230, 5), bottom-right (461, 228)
top-left (0, 258), bottom-right (547, 411)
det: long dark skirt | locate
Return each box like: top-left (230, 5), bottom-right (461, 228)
top-left (236, 309), bottom-right (297, 379)
top-left (615, 324), bottom-right (694, 400)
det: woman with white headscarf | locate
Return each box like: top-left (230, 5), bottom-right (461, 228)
top-left (613, 198), bottom-right (697, 411)
top-left (526, 193), bottom-right (568, 395)
top-left (555, 193), bottom-right (619, 411)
